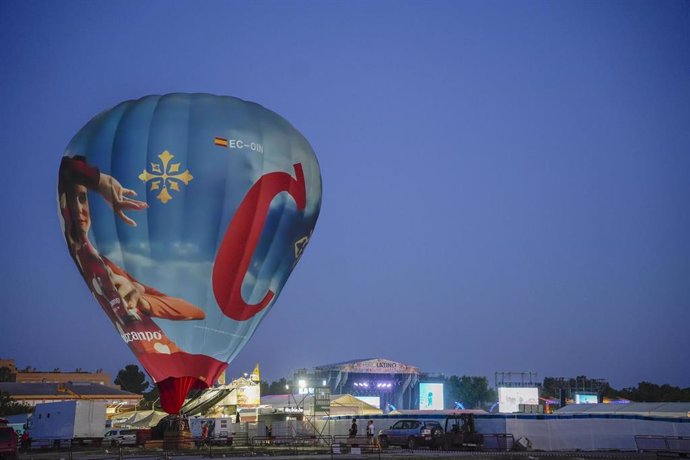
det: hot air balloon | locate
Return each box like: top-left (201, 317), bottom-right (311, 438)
top-left (57, 93), bottom-right (321, 414)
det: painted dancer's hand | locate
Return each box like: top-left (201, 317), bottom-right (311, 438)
top-left (97, 173), bottom-right (148, 226)
top-left (109, 271), bottom-right (150, 318)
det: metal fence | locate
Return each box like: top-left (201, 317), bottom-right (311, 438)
top-left (20, 431), bottom-right (519, 459)
top-left (331, 435), bottom-right (381, 458)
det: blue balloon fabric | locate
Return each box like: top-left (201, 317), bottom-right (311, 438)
top-left (57, 94), bottom-right (321, 413)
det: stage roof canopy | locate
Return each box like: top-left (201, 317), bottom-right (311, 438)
top-left (315, 358), bottom-right (420, 375)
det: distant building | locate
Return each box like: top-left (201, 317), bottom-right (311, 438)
top-left (0, 358), bottom-right (17, 376)
top-left (0, 358), bottom-right (112, 386)
top-left (0, 381), bottom-right (142, 408)
top-left (15, 370), bottom-right (112, 386)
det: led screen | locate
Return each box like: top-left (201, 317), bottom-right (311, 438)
top-left (355, 396), bottom-right (381, 409)
top-left (574, 393), bottom-right (598, 404)
top-left (498, 387), bottom-right (539, 413)
top-left (419, 383), bottom-right (444, 410)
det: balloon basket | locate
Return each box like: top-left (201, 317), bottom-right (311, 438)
top-left (163, 429), bottom-right (194, 450)
top-left (161, 415), bottom-right (195, 450)
top-left (144, 439), bottom-right (164, 449)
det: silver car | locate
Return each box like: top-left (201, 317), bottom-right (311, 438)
top-left (378, 420), bottom-right (444, 449)
top-left (103, 429), bottom-right (137, 446)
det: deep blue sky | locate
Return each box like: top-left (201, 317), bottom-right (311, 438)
top-left (1, 1), bottom-right (688, 390)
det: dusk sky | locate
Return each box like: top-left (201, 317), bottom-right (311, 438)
top-left (1, 0), bottom-right (688, 391)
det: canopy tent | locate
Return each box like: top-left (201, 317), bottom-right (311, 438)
top-left (259, 394), bottom-right (382, 416)
top-left (181, 387), bottom-right (233, 416)
top-left (121, 410), bottom-right (150, 425)
top-left (130, 410), bottom-right (168, 428)
top-left (331, 394), bottom-right (382, 416)
top-left (121, 410), bottom-right (168, 428)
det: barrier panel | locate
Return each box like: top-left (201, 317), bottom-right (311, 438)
top-left (483, 433), bottom-right (515, 451)
top-left (331, 435), bottom-right (381, 456)
top-left (249, 435), bottom-right (334, 456)
top-left (294, 434), bottom-right (332, 446)
top-left (251, 434), bottom-right (332, 445)
top-left (231, 431), bottom-right (249, 447)
top-left (251, 435), bottom-right (295, 446)
top-left (636, 435), bottom-right (690, 456)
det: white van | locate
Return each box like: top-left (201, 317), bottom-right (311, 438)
top-left (103, 429), bottom-right (137, 446)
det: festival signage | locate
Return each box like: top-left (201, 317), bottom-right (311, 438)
top-left (332, 359), bottom-right (419, 374)
top-left (314, 386), bottom-right (331, 413)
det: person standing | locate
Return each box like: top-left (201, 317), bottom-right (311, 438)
top-left (201, 422), bottom-right (209, 446)
top-left (366, 420), bottom-right (375, 444)
top-left (20, 430), bottom-right (30, 452)
top-left (349, 418), bottom-right (358, 438)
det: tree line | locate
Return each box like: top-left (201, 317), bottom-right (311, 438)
top-left (541, 375), bottom-right (690, 403)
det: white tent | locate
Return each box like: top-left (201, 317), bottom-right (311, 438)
top-left (121, 410), bottom-right (168, 428)
top-left (556, 402), bottom-right (690, 418)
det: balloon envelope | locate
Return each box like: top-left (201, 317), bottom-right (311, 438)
top-left (57, 94), bottom-right (321, 413)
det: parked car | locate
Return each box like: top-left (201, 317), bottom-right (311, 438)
top-left (378, 419), bottom-right (444, 449)
top-left (103, 429), bottom-right (137, 446)
top-left (0, 426), bottom-right (18, 460)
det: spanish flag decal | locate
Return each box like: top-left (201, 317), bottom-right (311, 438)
top-left (214, 137), bottom-right (229, 147)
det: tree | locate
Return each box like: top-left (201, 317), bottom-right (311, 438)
top-left (140, 386), bottom-right (160, 410)
top-left (618, 382), bottom-right (690, 402)
top-left (114, 364), bottom-right (149, 394)
top-left (0, 392), bottom-right (32, 416)
top-left (260, 378), bottom-right (290, 395)
top-left (260, 380), bottom-right (270, 396)
top-left (0, 367), bottom-right (15, 382)
top-left (461, 376), bottom-right (496, 409)
top-left (541, 377), bottom-right (561, 399)
top-left (444, 375), bottom-right (496, 410)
